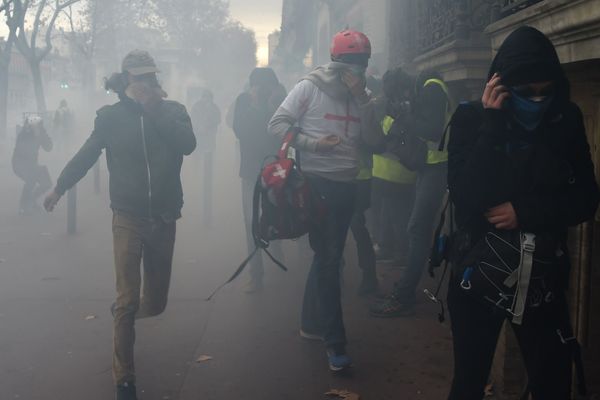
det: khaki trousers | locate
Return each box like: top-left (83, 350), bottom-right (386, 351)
top-left (111, 211), bottom-right (176, 385)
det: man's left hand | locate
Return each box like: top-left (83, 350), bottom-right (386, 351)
top-left (485, 202), bottom-right (519, 230)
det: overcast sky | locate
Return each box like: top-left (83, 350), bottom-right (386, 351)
top-left (0, 0), bottom-right (283, 65)
top-left (228, 0), bottom-right (283, 66)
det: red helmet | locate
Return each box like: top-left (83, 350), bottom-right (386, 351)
top-left (330, 30), bottom-right (372, 59)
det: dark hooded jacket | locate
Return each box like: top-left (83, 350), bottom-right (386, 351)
top-left (448, 26), bottom-right (599, 248)
top-left (12, 125), bottom-right (53, 176)
top-left (55, 95), bottom-right (196, 220)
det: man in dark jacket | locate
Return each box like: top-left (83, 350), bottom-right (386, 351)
top-left (233, 67), bottom-right (286, 293)
top-left (446, 27), bottom-right (598, 399)
top-left (44, 50), bottom-right (196, 400)
top-left (12, 115), bottom-right (53, 215)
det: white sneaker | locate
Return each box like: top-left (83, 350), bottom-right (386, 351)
top-left (300, 329), bottom-right (324, 341)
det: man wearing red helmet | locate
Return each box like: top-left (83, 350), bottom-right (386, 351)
top-left (269, 30), bottom-right (385, 371)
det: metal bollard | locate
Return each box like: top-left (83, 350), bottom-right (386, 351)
top-left (93, 160), bottom-right (101, 194)
top-left (67, 184), bottom-right (77, 234)
top-left (202, 152), bottom-right (214, 227)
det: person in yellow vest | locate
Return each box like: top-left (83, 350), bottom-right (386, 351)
top-left (371, 69), bottom-right (451, 317)
top-left (370, 68), bottom-right (417, 265)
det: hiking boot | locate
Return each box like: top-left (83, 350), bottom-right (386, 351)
top-left (369, 297), bottom-right (416, 318)
top-left (300, 329), bottom-right (324, 341)
top-left (243, 279), bottom-right (263, 294)
top-left (116, 382), bottom-right (137, 400)
top-left (327, 348), bottom-right (352, 372)
top-left (357, 272), bottom-right (379, 296)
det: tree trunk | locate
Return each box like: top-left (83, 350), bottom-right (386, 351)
top-left (0, 60), bottom-right (10, 141)
top-left (0, 36), bottom-right (14, 141)
top-left (30, 60), bottom-right (47, 114)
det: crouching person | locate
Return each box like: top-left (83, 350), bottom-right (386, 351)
top-left (44, 50), bottom-right (196, 400)
top-left (446, 27), bottom-right (598, 399)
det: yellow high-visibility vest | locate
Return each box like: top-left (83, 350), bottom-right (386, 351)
top-left (372, 116), bottom-right (417, 184)
top-left (357, 149), bottom-right (373, 180)
top-left (423, 78), bottom-right (453, 164)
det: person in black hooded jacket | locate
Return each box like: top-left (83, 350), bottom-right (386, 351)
top-left (446, 26), bottom-right (599, 400)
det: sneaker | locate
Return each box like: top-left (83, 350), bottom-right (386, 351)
top-left (327, 349), bottom-right (352, 372)
top-left (300, 329), bottom-right (324, 341)
top-left (243, 279), bottom-right (263, 294)
top-left (115, 382), bottom-right (137, 400)
top-left (369, 297), bottom-right (416, 318)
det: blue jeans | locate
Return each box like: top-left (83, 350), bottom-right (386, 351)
top-left (395, 162), bottom-right (447, 302)
top-left (301, 176), bottom-right (356, 349)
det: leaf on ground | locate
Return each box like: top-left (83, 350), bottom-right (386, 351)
top-left (325, 389), bottom-right (360, 400)
top-left (84, 315), bottom-right (98, 320)
top-left (196, 355), bottom-right (213, 363)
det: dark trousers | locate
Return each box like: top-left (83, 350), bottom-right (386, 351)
top-left (395, 163), bottom-right (447, 301)
top-left (350, 179), bottom-right (376, 273)
top-left (15, 164), bottom-right (52, 210)
top-left (301, 176), bottom-right (356, 348)
top-left (447, 281), bottom-right (573, 400)
top-left (371, 178), bottom-right (415, 258)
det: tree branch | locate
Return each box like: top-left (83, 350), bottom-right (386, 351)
top-left (39, 0), bottom-right (82, 60)
top-left (0, 0), bottom-right (14, 14)
top-left (31, 0), bottom-right (49, 54)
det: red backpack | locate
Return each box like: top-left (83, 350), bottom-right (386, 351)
top-left (207, 128), bottom-right (324, 299)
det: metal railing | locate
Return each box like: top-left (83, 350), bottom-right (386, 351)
top-left (500, 0), bottom-right (544, 16)
top-left (414, 0), bottom-right (545, 55)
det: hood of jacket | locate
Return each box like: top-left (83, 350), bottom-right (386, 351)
top-left (488, 26), bottom-right (570, 110)
top-left (302, 62), bottom-right (353, 101)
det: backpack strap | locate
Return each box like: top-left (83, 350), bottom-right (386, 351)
top-left (278, 127), bottom-right (301, 159)
top-left (206, 175), bottom-right (288, 301)
top-left (252, 176), bottom-right (267, 249)
top-left (205, 246), bottom-right (260, 301)
top-left (510, 233), bottom-right (536, 325)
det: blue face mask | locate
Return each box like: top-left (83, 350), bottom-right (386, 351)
top-left (509, 90), bottom-right (554, 131)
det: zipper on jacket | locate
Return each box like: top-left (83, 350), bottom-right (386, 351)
top-left (140, 116), bottom-right (153, 217)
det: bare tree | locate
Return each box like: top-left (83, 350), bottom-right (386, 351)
top-left (0, 0), bottom-right (14, 13)
top-left (0, 0), bottom-right (23, 139)
top-left (13, 0), bottom-right (82, 113)
top-left (61, 1), bottom-right (98, 92)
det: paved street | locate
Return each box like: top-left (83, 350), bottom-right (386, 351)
top-left (0, 132), bottom-right (454, 400)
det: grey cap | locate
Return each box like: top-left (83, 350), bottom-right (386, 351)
top-left (121, 49), bottom-right (160, 76)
